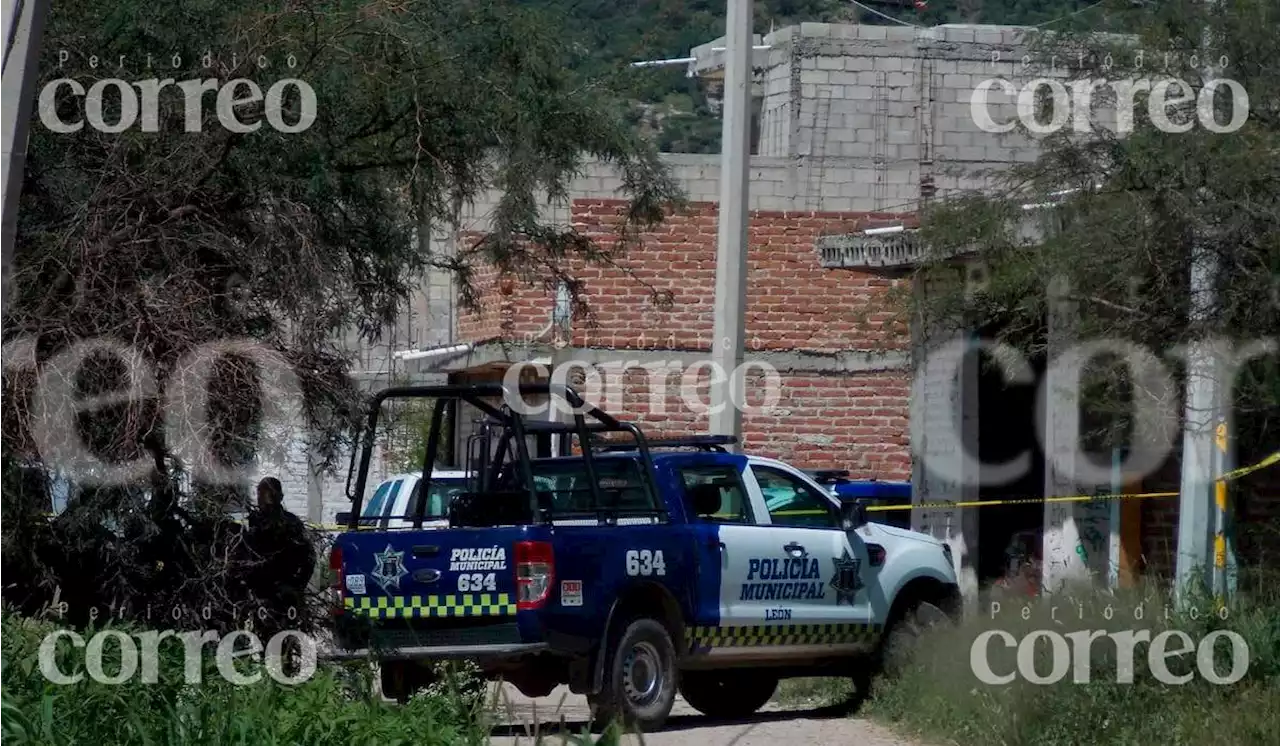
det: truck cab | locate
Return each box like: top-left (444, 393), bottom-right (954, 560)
top-left (328, 383), bottom-right (960, 731)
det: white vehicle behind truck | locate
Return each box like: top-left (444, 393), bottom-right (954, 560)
top-left (341, 470), bottom-right (471, 530)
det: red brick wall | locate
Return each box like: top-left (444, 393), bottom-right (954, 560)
top-left (562, 363), bottom-right (911, 477)
top-left (457, 199), bottom-right (914, 478)
top-left (455, 262), bottom-right (505, 342)
top-left (741, 372), bottom-right (911, 476)
top-left (459, 200), bottom-right (911, 351)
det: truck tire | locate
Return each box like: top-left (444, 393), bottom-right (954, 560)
top-left (679, 671), bottom-right (778, 719)
top-left (379, 661), bottom-right (437, 704)
top-left (837, 667), bottom-right (873, 713)
top-left (590, 618), bottom-right (678, 732)
top-left (881, 599), bottom-right (949, 675)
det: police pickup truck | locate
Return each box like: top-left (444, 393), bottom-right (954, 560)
top-left (329, 384), bottom-right (960, 731)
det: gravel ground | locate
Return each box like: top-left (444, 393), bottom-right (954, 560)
top-left (484, 683), bottom-right (929, 746)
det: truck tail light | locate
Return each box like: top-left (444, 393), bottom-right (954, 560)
top-left (515, 541), bottom-right (554, 610)
top-left (328, 544), bottom-right (345, 615)
top-left (867, 544), bottom-right (886, 567)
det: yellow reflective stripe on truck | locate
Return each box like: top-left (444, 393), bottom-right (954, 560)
top-left (343, 593), bottom-right (516, 618)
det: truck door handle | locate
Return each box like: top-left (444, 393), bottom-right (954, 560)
top-left (784, 542), bottom-right (806, 556)
top-left (412, 545), bottom-right (440, 558)
top-left (705, 538), bottom-right (725, 551)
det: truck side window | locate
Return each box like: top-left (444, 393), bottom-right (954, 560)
top-left (383, 479), bottom-right (402, 520)
top-left (678, 466), bottom-right (753, 524)
top-left (753, 466), bottom-right (838, 529)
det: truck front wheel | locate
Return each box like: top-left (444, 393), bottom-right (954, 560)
top-left (679, 670), bottom-right (778, 719)
top-left (882, 599), bottom-right (950, 675)
top-left (590, 618), bottom-right (678, 732)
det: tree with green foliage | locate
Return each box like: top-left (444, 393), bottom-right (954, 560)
top-left (519, 0), bottom-right (867, 153)
top-left (904, 0), bottom-right (1145, 29)
top-left (2, 0), bottom-right (682, 635)
top-left (907, 0), bottom-right (1279, 566)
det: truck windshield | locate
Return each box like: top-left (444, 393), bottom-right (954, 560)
top-left (359, 478), bottom-right (468, 522)
top-left (415, 479), bottom-right (468, 519)
top-left (360, 481), bottom-right (394, 522)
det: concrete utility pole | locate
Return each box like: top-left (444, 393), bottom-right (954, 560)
top-left (1204, 1), bottom-right (1236, 606)
top-left (2, 0), bottom-right (48, 312)
top-left (1175, 262), bottom-right (1227, 605)
top-left (1175, 0), bottom-right (1231, 607)
top-left (708, 0), bottom-right (753, 447)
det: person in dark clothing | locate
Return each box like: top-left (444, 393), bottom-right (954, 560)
top-left (250, 477), bottom-right (300, 531)
top-left (252, 476), bottom-right (287, 516)
top-left (246, 477), bottom-right (317, 627)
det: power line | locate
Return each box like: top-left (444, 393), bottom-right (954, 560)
top-left (848, 1), bottom-right (921, 28)
top-left (1035, 0), bottom-right (1116, 28)
top-left (847, 0), bottom-right (1118, 31)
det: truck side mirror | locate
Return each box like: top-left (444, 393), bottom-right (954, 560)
top-left (840, 499), bottom-right (867, 530)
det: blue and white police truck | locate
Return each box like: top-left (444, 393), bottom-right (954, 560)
top-left (328, 383), bottom-right (960, 731)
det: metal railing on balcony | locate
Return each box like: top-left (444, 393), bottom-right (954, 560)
top-left (816, 231), bottom-right (931, 271)
top-left (816, 208), bottom-right (1055, 274)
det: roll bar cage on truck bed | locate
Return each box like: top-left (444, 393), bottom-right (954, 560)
top-left (341, 382), bottom-right (733, 529)
top-left (330, 382), bottom-right (963, 731)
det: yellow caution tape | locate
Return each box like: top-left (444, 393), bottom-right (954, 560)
top-left (37, 451), bottom-right (1280, 528)
top-left (869, 449), bottom-right (1279, 513)
top-left (866, 490), bottom-right (1180, 512)
top-left (1219, 450), bottom-right (1280, 482)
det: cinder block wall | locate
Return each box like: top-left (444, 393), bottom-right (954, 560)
top-left (754, 22), bottom-right (1116, 208)
top-left (775, 21), bottom-right (1060, 157)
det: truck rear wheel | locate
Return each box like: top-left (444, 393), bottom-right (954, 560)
top-left (590, 618), bottom-right (678, 732)
top-left (379, 661), bottom-right (436, 704)
top-left (679, 670), bottom-right (778, 719)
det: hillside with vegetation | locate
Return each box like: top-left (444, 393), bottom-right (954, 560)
top-left (524, 0), bottom-right (1147, 152)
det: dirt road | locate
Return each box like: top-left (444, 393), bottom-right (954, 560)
top-left (485, 684), bottom-right (926, 746)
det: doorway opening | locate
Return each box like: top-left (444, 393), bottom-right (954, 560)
top-left (972, 323), bottom-right (1047, 589)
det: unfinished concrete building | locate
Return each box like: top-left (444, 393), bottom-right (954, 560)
top-left (259, 22), bottom-right (1275, 601)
